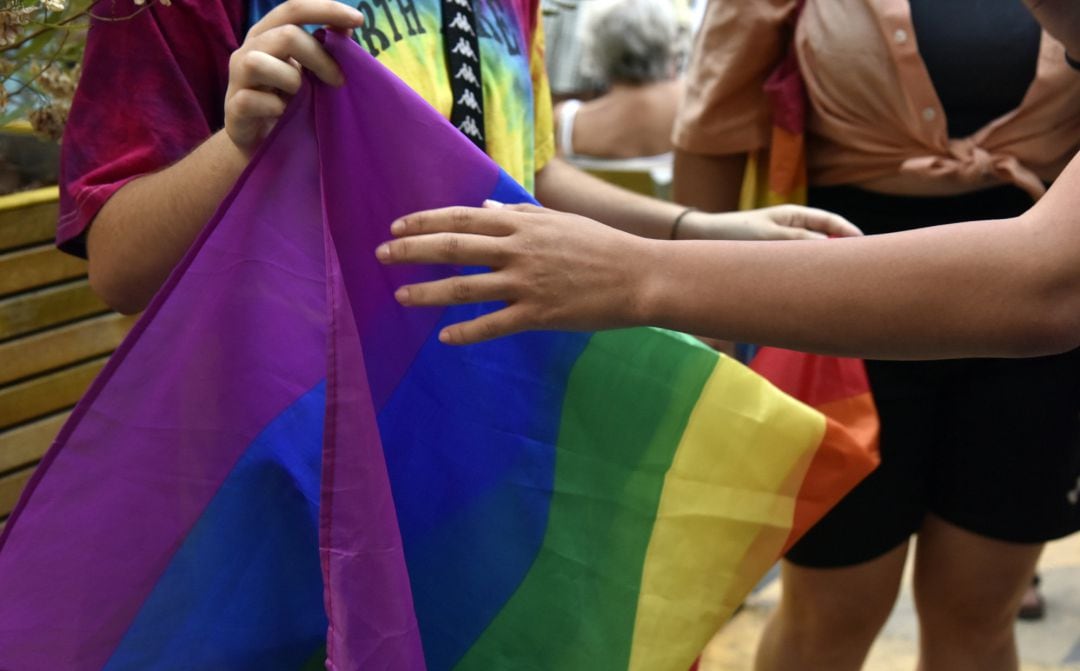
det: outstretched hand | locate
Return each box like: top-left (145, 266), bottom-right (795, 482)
top-left (676, 205), bottom-right (862, 241)
top-left (225, 0), bottom-right (365, 155)
top-left (376, 202), bottom-right (652, 345)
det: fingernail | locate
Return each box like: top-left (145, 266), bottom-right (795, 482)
top-left (439, 329), bottom-right (451, 343)
top-left (375, 243), bottom-right (390, 261)
top-left (395, 286), bottom-right (410, 304)
top-left (483, 199), bottom-right (505, 208)
top-left (390, 219), bottom-right (404, 235)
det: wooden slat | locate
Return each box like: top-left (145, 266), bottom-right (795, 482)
top-left (0, 412), bottom-right (68, 473)
top-left (0, 244), bottom-right (87, 298)
top-left (583, 168), bottom-right (659, 197)
top-left (0, 313), bottom-right (135, 385)
top-left (0, 195), bottom-right (59, 251)
top-left (2, 120), bottom-right (34, 135)
top-left (0, 358), bottom-right (106, 431)
top-left (0, 279), bottom-right (107, 340)
top-left (0, 466), bottom-right (34, 518)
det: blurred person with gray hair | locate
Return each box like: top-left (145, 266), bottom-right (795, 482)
top-left (554, 0), bottom-right (684, 160)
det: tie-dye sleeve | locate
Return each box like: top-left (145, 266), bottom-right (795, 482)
top-left (528, 2), bottom-right (555, 173)
top-left (56, 1), bottom-right (244, 257)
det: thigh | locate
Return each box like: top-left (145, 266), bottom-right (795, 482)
top-left (780, 541), bottom-right (911, 619)
top-left (913, 514), bottom-right (1042, 622)
top-left (930, 349), bottom-right (1080, 543)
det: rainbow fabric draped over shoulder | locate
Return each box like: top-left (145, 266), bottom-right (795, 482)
top-left (739, 0), bottom-right (807, 209)
top-left (0, 34), bottom-right (877, 671)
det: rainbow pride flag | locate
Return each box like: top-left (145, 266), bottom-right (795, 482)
top-left (738, 0), bottom-right (807, 210)
top-left (0, 34), bottom-right (877, 670)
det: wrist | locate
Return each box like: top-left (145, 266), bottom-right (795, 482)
top-left (213, 129), bottom-right (256, 170)
top-left (680, 210), bottom-right (752, 241)
top-left (628, 237), bottom-right (670, 328)
top-left (670, 207), bottom-right (700, 240)
top-left (220, 118), bottom-right (262, 161)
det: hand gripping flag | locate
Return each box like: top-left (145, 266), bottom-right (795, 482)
top-left (0, 33), bottom-right (878, 671)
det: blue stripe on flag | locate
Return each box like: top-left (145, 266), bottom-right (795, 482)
top-left (104, 383), bottom-right (329, 671)
top-left (380, 311), bottom-right (589, 667)
top-left (489, 168), bottom-right (540, 207)
top-left (376, 168), bottom-right (585, 668)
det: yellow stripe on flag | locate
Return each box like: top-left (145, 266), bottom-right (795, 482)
top-left (628, 355), bottom-right (827, 671)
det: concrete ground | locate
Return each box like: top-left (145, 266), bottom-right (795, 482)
top-left (699, 532), bottom-right (1080, 670)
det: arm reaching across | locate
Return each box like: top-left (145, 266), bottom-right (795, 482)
top-left (378, 154), bottom-right (1080, 359)
top-left (534, 156), bottom-right (860, 243)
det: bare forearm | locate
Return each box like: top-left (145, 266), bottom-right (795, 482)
top-left (649, 146), bottom-right (1080, 358)
top-left (641, 209), bottom-right (1080, 360)
top-left (86, 130), bottom-right (248, 313)
top-left (383, 140), bottom-right (1080, 356)
top-left (381, 156), bottom-right (1080, 354)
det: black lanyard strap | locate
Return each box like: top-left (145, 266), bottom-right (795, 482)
top-left (441, 0), bottom-right (486, 151)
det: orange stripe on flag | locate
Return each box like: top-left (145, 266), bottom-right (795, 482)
top-left (782, 392), bottom-right (880, 553)
top-left (767, 126), bottom-right (806, 199)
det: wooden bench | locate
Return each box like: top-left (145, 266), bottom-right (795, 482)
top-left (563, 154), bottom-right (673, 200)
top-left (0, 187), bottom-right (136, 532)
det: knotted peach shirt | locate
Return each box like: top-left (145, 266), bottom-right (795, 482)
top-left (673, 0), bottom-right (1080, 198)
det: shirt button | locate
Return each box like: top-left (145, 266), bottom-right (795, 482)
top-left (922, 107), bottom-right (937, 122)
top-left (894, 28), bottom-right (908, 44)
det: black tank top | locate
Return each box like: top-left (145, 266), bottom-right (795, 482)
top-left (909, 0), bottom-right (1041, 138)
top-left (808, 1), bottom-right (1042, 235)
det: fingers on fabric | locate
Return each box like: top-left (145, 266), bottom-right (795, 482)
top-left (391, 206), bottom-right (522, 238)
top-left (377, 233), bottom-right (507, 267)
top-left (773, 205), bottom-right (862, 238)
top-left (251, 0), bottom-right (365, 38)
top-left (237, 25), bottom-right (344, 87)
top-left (229, 89), bottom-right (289, 120)
top-left (778, 226), bottom-right (828, 240)
top-left (394, 273), bottom-right (508, 307)
top-left (236, 50), bottom-right (304, 95)
top-left (239, 0), bottom-right (366, 88)
top-left (227, 3), bottom-right (362, 151)
top-left (808, 209), bottom-right (863, 237)
top-left (439, 308), bottom-right (528, 345)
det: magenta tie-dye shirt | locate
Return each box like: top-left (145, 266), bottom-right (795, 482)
top-left (57, 0), bottom-right (554, 256)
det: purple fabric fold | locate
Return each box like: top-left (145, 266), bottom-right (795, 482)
top-left (0, 32), bottom-right (524, 670)
top-left (0, 74), bottom-right (328, 670)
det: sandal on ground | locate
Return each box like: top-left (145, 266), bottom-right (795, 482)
top-left (1018, 574), bottom-right (1046, 621)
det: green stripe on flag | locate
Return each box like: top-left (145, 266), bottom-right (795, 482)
top-left (456, 328), bottom-right (718, 669)
top-left (300, 646), bottom-right (327, 671)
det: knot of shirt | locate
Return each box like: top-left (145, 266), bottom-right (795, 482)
top-left (900, 138), bottom-right (1047, 200)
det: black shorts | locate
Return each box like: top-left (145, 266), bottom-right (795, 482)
top-left (786, 351), bottom-right (1080, 567)
top-left (789, 185), bottom-right (1080, 567)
